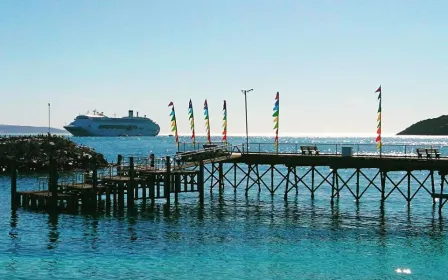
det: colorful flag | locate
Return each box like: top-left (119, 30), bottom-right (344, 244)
top-left (188, 99), bottom-right (195, 144)
top-left (375, 86), bottom-right (382, 151)
top-left (273, 92), bottom-right (279, 148)
top-left (168, 102), bottom-right (179, 147)
top-left (204, 99), bottom-right (211, 144)
top-left (222, 100), bottom-right (227, 142)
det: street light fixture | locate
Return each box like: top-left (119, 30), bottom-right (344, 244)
top-left (242, 89), bottom-right (253, 152)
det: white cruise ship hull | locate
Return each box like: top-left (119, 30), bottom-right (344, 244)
top-left (63, 110), bottom-right (160, 137)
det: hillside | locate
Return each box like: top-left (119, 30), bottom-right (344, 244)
top-left (397, 115), bottom-right (448, 136)
top-left (0, 124), bottom-right (66, 134)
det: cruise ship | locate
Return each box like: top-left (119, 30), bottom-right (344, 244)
top-left (64, 110), bottom-right (160, 137)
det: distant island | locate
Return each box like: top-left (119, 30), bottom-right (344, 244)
top-left (397, 115), bottom-right (448, 136)
top-left (0, 124), bottom-right (66, 134)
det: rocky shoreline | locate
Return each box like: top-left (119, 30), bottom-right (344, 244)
top-left (0, 135), bottom-right (108, 173)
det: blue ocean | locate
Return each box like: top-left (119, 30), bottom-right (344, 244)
top-left (2, 135), bottom-right (448, 279)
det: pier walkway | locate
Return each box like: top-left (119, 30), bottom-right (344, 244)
top-left (9, 141), bottom-right (448, 214)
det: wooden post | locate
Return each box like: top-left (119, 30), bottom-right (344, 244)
top-left (149, 175), bottom-right (155, 202)
top-left (175, 174), bottom-right (180, 203)
top-left (10, 161), bottom-right (17, 210)
top-left (210, 163), bottom-right (215, 193)
top-left (164, 156), bottom-right (171, 205)
top-left (439, 174), bottom-right (445, 214)
top-left (105, 184), bottom-right (111, 209)
top-left (245, 164), bottom-right (252, 196)
top-left (311, 166), bottom-right (315, 199)
top-left (356, 168), bottom-right (360, 202)
top-left (407, 171), bottom-right (411, 205)
top-left (234, 163), bottom-right (237, 193)
top-left (381, 171), bottom-right (386, 203)
top-left (150, 154), bottom-right (155, 168)
top-left (331, 169), bottom-right (335, 205)
top-left (128, 157), bottom-right (135, 208)
top-left (256, 164), bottom-right (261, 192)
top-left (49, 153), bottom-right (58, 211)
top-left (117, 154), bottom-right (123, 176)
top-left (90, 157), bottom-right (98, 209)
top-left (218, 162), bottom-right (224, 192)
top-left (198, 161), bottom-right (204, 204)
top-left (431, 170), bottom-right (436, 204)
top-left (284, 166), bottom-right (291, 200)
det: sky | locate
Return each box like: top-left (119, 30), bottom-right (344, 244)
top-left (0, 0), bottom-right (447, 136)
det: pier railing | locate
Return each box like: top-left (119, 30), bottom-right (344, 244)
top-left (240, 143), bottom-right (446, 157)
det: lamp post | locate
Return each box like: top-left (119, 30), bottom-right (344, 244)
top-left (242, 89), bottom-right (253, 152)
top-left (48, 103), bottom-right (51, 137)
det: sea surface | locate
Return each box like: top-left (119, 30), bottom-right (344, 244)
top-left (1, 135), bottom-right (448, 279)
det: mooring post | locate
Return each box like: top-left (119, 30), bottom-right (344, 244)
top-left (10, 161), bottom-right (17, 210)
top-left (128, 157), bottom-right (135, 208)
top-left (164, 156), bottom-right (171, 205)
top-left (198, 161), bottom-right (204, 204)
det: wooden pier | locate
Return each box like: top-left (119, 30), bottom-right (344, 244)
top-left (9, 142), bottom-right (448, 215)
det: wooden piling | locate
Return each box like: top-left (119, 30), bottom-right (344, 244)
top-left (92, 158), bottom-right (98, 210)
top-left (128, 157), bottom-right (135, 208)
top-left (164, 156), bottom-right (171, 205)
top-left (198, 161), bottom-right (204, 204)
top-left (49, 154), bottom-right (58, 211)
top-left (10, 161), bottom-right (17, 210)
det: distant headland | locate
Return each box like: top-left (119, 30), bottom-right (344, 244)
top-left (0, 124), bottom-right (66, 134)
top-left (397, 115), bottom-right (448, 136)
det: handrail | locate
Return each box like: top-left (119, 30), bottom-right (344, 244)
top-left (239, 142), bottom-right (445, 157)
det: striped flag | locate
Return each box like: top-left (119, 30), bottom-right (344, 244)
top-left (204, 99), bottom-right (211, 144)
top-left (188, 99), bottom-right (195, 144)
top-left (273, 92), bottom-right (279, 148)
top-left (222, 100), bottom-right (227, 142)
top-left (375, 86), bottom-right (382, 151)
top-left (168, 102), bottom-right (179, 147)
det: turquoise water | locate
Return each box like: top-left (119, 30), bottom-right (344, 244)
top-left (2, 136), bottom-right (448, 279)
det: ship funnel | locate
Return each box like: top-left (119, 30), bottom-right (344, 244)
top-left (128, 110), bottom-right (133, 117)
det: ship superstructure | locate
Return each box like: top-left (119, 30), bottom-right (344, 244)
top-left (64, 110), bottom-right (160, 136)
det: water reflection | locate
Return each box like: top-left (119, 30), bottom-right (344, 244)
top-left (47, 213), bottom-right (59, 250)
top-left (82, 215), bottom-right (99, 250)
top-left (9, 210), bottom-right (18, 240)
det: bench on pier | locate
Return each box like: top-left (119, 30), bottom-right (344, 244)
top-left (203, 144), bottom-right (217, 150)
top-left (416, 148), bottom-right (440, 159)
top-left (175, 151), bottom-right (198, 164)
top-left (300, 145), bottom-right (320, 155)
